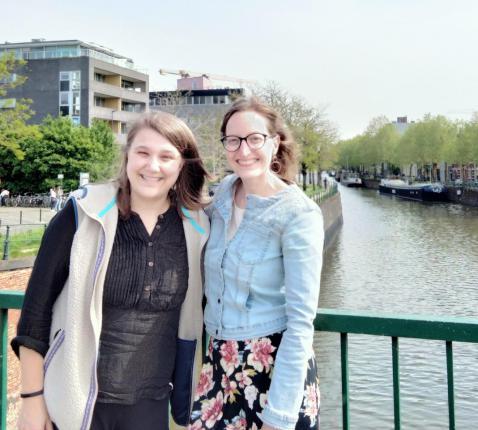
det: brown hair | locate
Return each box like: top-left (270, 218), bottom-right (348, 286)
top-left (220, 97), bottom-right (298, 182)
top-left (117, 111), bottom-right (209, 218)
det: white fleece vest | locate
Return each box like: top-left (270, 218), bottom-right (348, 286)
top-left (43, 183), bottom-right (209, 430)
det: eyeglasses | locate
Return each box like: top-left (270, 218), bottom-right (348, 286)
top-left (220, 133), bottom-right (274, 152)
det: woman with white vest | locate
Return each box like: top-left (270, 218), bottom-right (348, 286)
top-left (12, 112), bottom-right (210, 430)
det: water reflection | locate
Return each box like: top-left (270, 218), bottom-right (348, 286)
top-left (316, 185), bottom-right (478, 429)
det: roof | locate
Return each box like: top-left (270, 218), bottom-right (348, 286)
top-left (0, 39), bottom-right (132, 61)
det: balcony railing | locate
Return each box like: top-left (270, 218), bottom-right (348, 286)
top-left (13, 48), bottom-right (146, 73)
top-left (1, 291), bottom-right (477, 429)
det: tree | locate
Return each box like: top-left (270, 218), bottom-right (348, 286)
top-left (0, 116), bottom-right (119, 193)
top-left (254, 82), bottom-right (337, 188)
top-left (0, 52), bottom-right (39, 160)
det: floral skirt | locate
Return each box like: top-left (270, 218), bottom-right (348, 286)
top-left (188, 332), bottom-right (320, 430)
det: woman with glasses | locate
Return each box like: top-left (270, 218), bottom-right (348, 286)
top-left (189, 98), bottom-right (323, 430)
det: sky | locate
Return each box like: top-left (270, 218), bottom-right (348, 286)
top-left (3, 0), bottom-right (478, 139)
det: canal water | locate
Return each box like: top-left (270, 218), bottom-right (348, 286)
top-left (315, 184), bottom-right (478, 429)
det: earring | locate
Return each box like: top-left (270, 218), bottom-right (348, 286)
top-left (271, 156), bottom-right (281, 173)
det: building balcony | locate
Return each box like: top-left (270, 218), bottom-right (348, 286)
top-left (92, 81), bottom-right (148, 103)
top-left (91, 106), bottom-right (144, 123)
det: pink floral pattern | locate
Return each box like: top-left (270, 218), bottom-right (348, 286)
top-left (221, 374), bottom-right (240, 403)
top-left (189, 334), bottom-right (320, 429)
top-left (220, 340), bottom-right (240, 376)
top-left (195, 362), bottom-right (214, 400)
top-left (246, 338), bottom-right (276, 373)
top-left (302, 383), bottom-right (319, 426)
top-left (200, 391), bottom-right (224, 428)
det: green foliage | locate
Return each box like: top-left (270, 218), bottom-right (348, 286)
top-left (335, 114), bottom-right (478, 172)
top-left (449, 118), bottom-right (478, 164)
top-left (0, 116), bottom-right (119, 193)
top-left (253, 82), bottom-right (337, 171)
top-left (0, 52), bottom-right (36, 159)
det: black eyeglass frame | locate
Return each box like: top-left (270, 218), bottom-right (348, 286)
top-left (220, 133), bottom-right (274, 152)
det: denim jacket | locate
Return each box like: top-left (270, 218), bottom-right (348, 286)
top-left (204, 174), bottom-right (324, 430)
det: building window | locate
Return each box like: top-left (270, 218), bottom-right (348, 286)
top-left (60, 92), bottom-right (69, 105)
top-left (71, 72), bottom-right (81, 90)
top-left (122, 101), bottom-right (144, 113)
top-left (59, 71), bottom-right (81, 122)
top-left (0, 74), bottom-right (17, 85)
top-left (213, 95), bottom-right (226, 104)
top-left (122, 79), bottom-right (134, 90)
top-left (95, 96), bottom-right (106, 107)
top-left (95, 73), bottom-right (106, 82)
top-left (193, 95), bottom-right (206, 105)
top-left (121, 122), bottom-right (128, 134)
top-left (0, 98), bottom-right (16, 109)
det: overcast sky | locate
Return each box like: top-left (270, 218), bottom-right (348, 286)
top-left (3, 0), bottom-right (478, 139)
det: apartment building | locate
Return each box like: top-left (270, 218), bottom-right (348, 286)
top-left (150, 75), bottom-right (243, 122)
top-left (0, 39), bottom-right (149, 141)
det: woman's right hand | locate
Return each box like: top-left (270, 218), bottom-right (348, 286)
top-left (17, 396), bottom-right (53, 430)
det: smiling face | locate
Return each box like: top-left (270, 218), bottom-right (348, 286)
top-left (126, 127), bottom-right (183, 206)
top-left (224, 110), bottom-right (278, 182)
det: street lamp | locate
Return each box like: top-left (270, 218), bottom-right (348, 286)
top-left (111, 109), bottom-right (117, 130)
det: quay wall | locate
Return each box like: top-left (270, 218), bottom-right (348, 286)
top-left (446, 187), bottom-right (478, 207)
top-left (318, 192), bottom-right (343, 251)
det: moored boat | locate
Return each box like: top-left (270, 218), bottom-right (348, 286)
top-left (379, 179), bottom-right (448, 202)
top-left (340, 171), bottom-right (363, 187)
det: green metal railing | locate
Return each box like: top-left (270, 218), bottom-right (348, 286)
top-left (311, 182), bottom-right (339, 205)
top-left (0, 224), bottom-right (47, 261)
top-left (1, 292), bottom-right (477, 429)
top-left (315, 308), bottom-right (478, 430)
top-left (0, 291), bottom-right (24, 429)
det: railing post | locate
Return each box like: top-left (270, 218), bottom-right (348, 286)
top-left (2, 226), bottom-right (10, 261)
top-left (446, 341), bottom-right (455, 430)
top-left (392, 336), bottom-right (401, 430)
top-left (341, 332), bottom-right (350, 430)
top-left (19, 211), bottom-right (22, 225)
top-left (0, 308), bottom-right (8, 430)
top-left (39, 208), bottom-right (42, 223)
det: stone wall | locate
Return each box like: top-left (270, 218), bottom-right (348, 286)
top-left (318, 192), bottom-right (343, 251)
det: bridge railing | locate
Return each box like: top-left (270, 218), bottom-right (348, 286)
top-left (315, 308), bottom-right (478, 430)
top-left (1, 291), bottom-right (477, 430)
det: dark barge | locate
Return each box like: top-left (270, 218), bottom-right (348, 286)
top-left (379, 180), bottom-right (449, 202)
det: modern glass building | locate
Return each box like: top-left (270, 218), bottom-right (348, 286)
top-left (0, 39), bottom-right (149, 141)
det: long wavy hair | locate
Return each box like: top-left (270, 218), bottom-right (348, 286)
top-left (116, 112), bottom-right (209, 218)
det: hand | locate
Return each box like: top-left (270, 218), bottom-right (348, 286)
top-left (261, 424), bottom-right (280, 430)
top-left (17, 396), bottom-right (53, 430)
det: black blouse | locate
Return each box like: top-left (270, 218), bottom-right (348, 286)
top-left (12, 199), bottom-right (189, 404)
